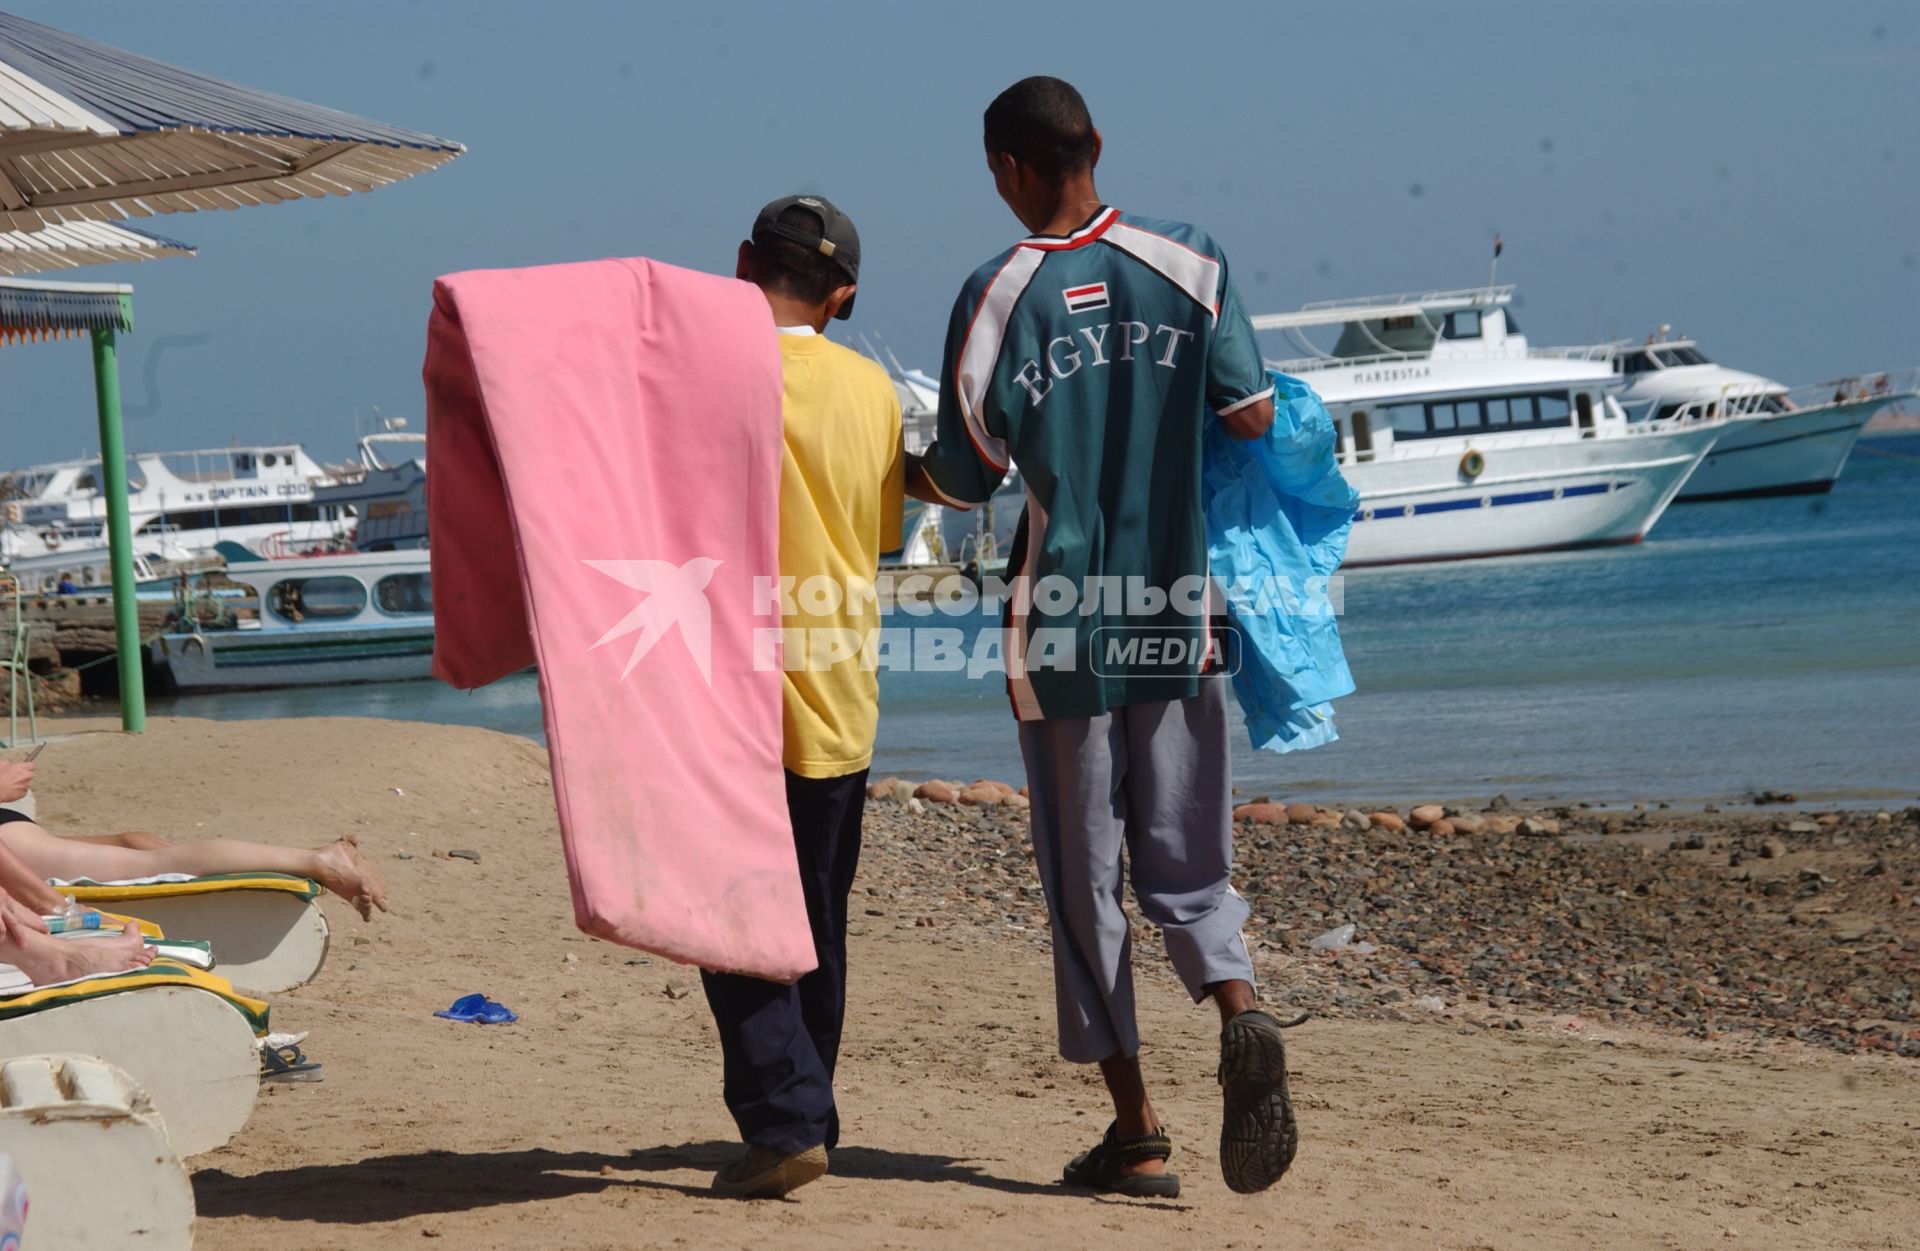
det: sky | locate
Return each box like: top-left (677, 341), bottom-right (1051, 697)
top-left (1, 0), bottom-right (1915, 467)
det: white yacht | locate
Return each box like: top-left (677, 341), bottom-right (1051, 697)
top-left (150, 549), bottom-right (434, 691)
top-left (1254, 285), bottom-right (1725, 566)
top-left (1612, 333), bottom-right (1914, 500)
top-left (0, 444), bottom-right (352, 592)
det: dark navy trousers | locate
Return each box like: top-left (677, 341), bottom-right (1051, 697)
top-left (700, 767), bottom-right (867, 1155)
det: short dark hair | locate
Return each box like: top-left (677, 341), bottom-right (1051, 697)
top-left (748, 206), bottom-right (849, 306)
top-left (983, 76), bottom-right (1096, 180)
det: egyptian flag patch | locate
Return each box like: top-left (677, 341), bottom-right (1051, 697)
top-left (1062, 282), bottom-right (1110, 314)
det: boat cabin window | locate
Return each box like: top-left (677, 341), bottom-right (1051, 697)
top-left (1380, 390), bottom-right (1578, 440)
top-left (1441, 310), bottom-right (1482, 340)
top-left (1618, 350), bottom-right (1657, 375)
top-left (268, 576), bottom-right (366, 624)
top-left (374, 572), bottom-right (433, 616)
top-left (1656, 345), bottom-right (1709, 367)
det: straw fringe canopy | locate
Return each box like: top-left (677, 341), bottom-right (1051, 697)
top-left (0, 217), bottom-right (192, 275)
top-left (0, 11), bottom-right (463, 232)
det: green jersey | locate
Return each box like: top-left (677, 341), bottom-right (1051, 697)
top-left (922, 206), bottom-right (1271, 720)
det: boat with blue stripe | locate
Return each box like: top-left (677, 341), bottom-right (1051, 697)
top-left (1252, 284), bottom-right (1726, 566)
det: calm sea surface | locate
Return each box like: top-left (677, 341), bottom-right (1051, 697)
top-left (151, 433), bottom-right (1920, 808)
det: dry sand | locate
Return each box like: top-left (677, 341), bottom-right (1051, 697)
top-left (26, 716), bottom-right (1920, 1250)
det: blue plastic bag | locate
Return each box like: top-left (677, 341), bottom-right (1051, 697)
top-left (1202, 371), bottom-right (1360, 753)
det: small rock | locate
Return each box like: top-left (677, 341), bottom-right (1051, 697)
top-left (958, 783), bottom-right (1004, 806)
top-left (394, 852), bottom-right (413, 860)
top-left (1429, 818), bottom-right (1456, 837)
top-left (1759, 838), bottom-right (1788, 860)
top-left (448, 849), bottom-right (481, 864)
top-left (1448, 813), bottom-right (1485, 834)
top-left (1368, 812), bottom-right (1407, 832)
top-left (1310, 811), bottom-right (1343, 828)
top-left (1488, 793), bottom-right (1512, 811)
top-left (1340, 809), bottom-right (1370, 832)
top-left (866, 776), bottom-right (900, 801)
top-left (906, 797), bottom-right (925, 815)
top-left (562, 952), bottom-right (578, 965)
top-left (1516, 817), bottom-right (1560, 837)
top-left (1234, 802), bottom-right (1287, 825)
top-left (1285, 802), bottom-right (1319, 825)
top-left (914, 780), bottom-right (958, 804)
top-left (663, 982), bottom-right (690, 1000)
top-left (1786, 820), bottom-right (1819, 834)
top-left (1408, 804), bottom-right (1446, 829)
top-left (1704, 802), bottom-right (1720, 813)
top-left (1003, 793), bottom-right (1030, 810)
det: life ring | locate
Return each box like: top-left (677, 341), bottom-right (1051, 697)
top-left (1459, 449), bottom-right (1486, 480)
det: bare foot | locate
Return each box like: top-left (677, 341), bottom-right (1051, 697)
top-left (311, 839), bottom-right (389, 921)
top-left (2, 917), bottom-right (152, 986)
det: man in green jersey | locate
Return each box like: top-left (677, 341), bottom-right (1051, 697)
top-left (907, 76), bottom-right (1297, 1200)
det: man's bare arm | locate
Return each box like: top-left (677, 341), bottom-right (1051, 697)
top-left (904, 454), bottom-right (974, 509)
top-left (1220, 394), bottom-right (1275, 441)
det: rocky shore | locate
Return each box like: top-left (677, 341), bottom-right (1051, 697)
top-left (863, 776), bottom-right (1920, 1059)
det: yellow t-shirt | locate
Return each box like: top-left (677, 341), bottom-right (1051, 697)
top-left (777, 332), bottom-right (905, 778)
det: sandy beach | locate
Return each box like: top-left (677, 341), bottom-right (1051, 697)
top-left (24, 716), bottom-right (1919, 1249)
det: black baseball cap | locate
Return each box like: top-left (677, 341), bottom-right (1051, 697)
top-left (751, 194), bottom-right (861, 319)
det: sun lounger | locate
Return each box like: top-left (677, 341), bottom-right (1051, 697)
top-left (0, 960), bottom-right (266, 1156)
top-left (56, 872), bottom-right (328, 994)
top-left (0, 1054), bottom-right (194, 1248)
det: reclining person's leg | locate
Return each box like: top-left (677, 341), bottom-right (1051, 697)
top-left (0, 820), bottom-right (387, 919)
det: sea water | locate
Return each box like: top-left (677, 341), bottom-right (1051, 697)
top-left (151, 434), bottom-right (1920, 808)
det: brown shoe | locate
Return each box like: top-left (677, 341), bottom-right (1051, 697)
top-left (711, 1144), bottom-right (829, 1199)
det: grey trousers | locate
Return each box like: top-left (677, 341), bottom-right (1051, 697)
top-left (1017, 675), bottom-right (1254, 1064)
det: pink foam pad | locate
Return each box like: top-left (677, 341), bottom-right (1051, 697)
top-left (424, 257), bottom-right (813, 981)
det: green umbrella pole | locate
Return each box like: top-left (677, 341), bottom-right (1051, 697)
top-left (89, 326), bottom-right (146, 732)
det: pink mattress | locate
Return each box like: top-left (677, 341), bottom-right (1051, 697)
top-left (423, 256), bottom-right (814, 981)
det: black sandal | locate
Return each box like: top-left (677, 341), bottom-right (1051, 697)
top-left (1218, 1010), bottom-right (1309, 1193)
top-left (1062, 1121), bottom-right (1181, 1198)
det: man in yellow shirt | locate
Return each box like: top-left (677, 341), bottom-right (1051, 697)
top-left (701, 195), bottom-right (905, 1200)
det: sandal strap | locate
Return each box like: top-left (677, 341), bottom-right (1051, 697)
top-left (1098, 1122), bottom-right (1173, 1165)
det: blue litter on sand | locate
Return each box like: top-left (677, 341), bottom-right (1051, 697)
top-left (435, 993), bottom-right (517, 1024)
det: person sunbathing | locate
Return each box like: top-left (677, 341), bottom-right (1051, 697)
top-left (0, 758), bottom-right (386, 919)
top-left (0, 886), bottom-right (153, 986)
top-left (0, 816), bottom-right (389, 921)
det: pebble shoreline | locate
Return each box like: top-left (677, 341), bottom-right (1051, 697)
top-left (860, 776), bottom-right (1920, 1059)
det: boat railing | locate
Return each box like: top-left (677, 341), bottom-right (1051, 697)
top-left (1268, 338), bottom-right (1612, 376)
top-left (1294, 284), bottom-right (1514, 315)
top-left (1527, 343), bottom-right (1618, 363)
top-left (1776, 367), bottom-right (1920, 413)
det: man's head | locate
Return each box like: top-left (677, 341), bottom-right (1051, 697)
top-left (737, 195), bottom-right (861, 327)
top-left (982, 76), bottom-right (1102, 229)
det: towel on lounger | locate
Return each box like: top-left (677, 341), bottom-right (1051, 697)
top-left (424, 256), bottom-right (814, 981)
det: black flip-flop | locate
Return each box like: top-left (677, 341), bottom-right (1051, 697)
top-left (1218, 1010), bottom-right (1308, 1193)
top-left (1062, 1122), bottom-right (1181, 1198)
top-left (260, 1043), bottom-right (324, 1084)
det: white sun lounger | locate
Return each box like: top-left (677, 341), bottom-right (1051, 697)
top-left (1, 1054), bottom-right (194, 1248)
top-left (57, 873), bottom-right (330, 995)
top-left (0, 965), bottom-right (265, 1156)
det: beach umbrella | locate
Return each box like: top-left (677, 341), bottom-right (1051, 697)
top-left (0, 218), bottom-right (192, 275)
top-left (0, 10), bottom-right (463, 232)
top-left (0, 10), bottom-right (463, 734)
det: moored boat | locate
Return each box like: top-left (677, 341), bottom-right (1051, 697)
top-left (1612, 334), bottom-right (1915, 500)
top-left (150, 550), bottom-right (433, 691)
top-left (1252, 285), bottom-right (1726, 566)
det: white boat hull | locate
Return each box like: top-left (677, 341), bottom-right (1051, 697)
top-left (1340, 423), bottom-right (1721, 567)
top-left (152, 623), bottom-right (435, 691)
top-left (1674, 398), bottom-right (1885, 500)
